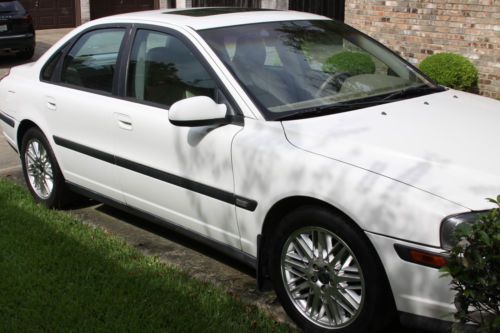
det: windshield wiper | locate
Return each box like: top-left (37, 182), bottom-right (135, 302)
top-left (274, 105), bottom-right (337, 121)
top-left (275, 85), bottom-right (445, 121)
top-left (382, 85), bottom-right (445, 101)
top-left (275, 99), bottom-right (393, 121)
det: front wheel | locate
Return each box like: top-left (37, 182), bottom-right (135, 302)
top-left (270, 206), bottom-right (395, 333)
top-left (21, 127), bottom-right (69, 208)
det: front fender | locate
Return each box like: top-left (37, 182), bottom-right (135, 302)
top-left (232, 119), bottom-right (465, 257)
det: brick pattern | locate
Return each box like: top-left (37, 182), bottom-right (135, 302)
top-left (80, 0), bottom-right (91, 24)
top-left (345, 0), bottom-right (500, 99)
top-left (262, 0), bottom-right (289, 9)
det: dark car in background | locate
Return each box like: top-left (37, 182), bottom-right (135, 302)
top-left (0, 0), bottom-right (35, 59)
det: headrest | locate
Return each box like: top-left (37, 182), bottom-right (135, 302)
top-left (233, 35), bottom-right (266, 67)
top-left (146, 47), bottom-right (170, 63)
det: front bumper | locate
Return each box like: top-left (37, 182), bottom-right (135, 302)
top-left (366, 232), bottom-right (455, 332)
top-left (0, 33), bottom-right (35, 53)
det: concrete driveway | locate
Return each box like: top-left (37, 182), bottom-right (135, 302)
top-left (0, 28), bottom-right (72, 79)
top-left (0, 28), bottom-right (424, 333)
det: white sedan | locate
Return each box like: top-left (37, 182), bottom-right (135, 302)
top-left (1, 8), bottom-right (499, 333)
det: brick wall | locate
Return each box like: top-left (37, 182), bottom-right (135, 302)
top-left (80, 0), bottom-right (91, 24)
top-left (345, 0), bottom-right (500, 99)
top-left (262, 0), bottom-right (289, 9)
top-left (159, 0), bottom-right (169, 8)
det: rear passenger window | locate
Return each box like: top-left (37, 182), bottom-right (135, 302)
top-left (127, 29), bottom-right (216, 107)
top-left (61, 29), bottom-right (125, 94)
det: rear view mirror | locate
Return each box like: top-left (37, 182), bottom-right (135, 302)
top-left (169, 96), bottom-right (228, 127)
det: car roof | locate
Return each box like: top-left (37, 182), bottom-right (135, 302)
top-left (100, 8), bottom-right (328, 30)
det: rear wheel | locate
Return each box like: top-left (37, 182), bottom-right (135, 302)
top-left (270, 206), bottom-right (395, 333)
top-left (21, 127), bottom-right (70, 208)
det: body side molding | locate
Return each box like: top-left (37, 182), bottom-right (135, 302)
top-left (53, 135), bottom-right (258, 211)
top-left (0, 112), bottom-right (15, 128)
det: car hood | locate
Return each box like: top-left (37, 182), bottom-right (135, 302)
top-left (282, 90), bottom-right (500, 210)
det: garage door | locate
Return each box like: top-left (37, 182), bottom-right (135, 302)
top-left (20, 0), bottom-right (75, 29)
top-left (191, 0), bottom-right (260, 7)
top-left (90, 0), bottom-right (155, 20)
top-left (289, 0), bottom-right (345, 21)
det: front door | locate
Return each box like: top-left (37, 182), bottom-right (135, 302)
top-left (114, 28), bottom-right (243, 248)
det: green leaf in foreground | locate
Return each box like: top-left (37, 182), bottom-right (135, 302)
top-left (442, 196), bottom-right (500, 333)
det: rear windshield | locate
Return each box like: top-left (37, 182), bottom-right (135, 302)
top-left (0, 1), bottom-right (24, 13)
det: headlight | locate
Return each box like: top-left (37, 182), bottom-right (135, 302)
top-left (440, 211), bottom-right (486, 250)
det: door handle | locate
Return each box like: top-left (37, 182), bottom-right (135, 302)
top-left (46, 97), bottom-right (57, 111)
top-left (114, 113), bottom-right (133, 131)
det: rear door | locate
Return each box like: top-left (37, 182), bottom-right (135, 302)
top-left (40, 26), bottom-right (128, 201)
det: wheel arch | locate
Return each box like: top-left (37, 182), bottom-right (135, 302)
top-left (16, 120), bottom-right (73, 208)
top-left (261, 196), bottom-right (363, 241)
top-left (17, 119), bottom-right (42, 149)
top-left (257, 195), bottom-right (393, 305)
top-left (16, 119), bottom-right (64, 177)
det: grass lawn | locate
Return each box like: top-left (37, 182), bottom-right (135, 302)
top-left (0, 179), bottom-right (293, 332)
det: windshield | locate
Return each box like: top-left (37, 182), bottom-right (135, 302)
top-left (200, 20), bottom-right (437, 119)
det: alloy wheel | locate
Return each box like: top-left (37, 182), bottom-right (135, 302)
top-left (281, 226), bottom-right (365, 329)
top-left (25, 139), bottom-right (54, 199)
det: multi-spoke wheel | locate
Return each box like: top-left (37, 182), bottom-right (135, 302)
top-left (21, 127), bottom-right (69, 208)
top-left (25, 139), bottom-right (54, 200)
top-left (282, 227), bottom-right (365, 329)
top-left (270, 206), bottom-right (395, 333)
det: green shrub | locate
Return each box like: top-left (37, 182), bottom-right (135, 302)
top-left (322, 51), bottom-right (376, 76)
top-left (419, 53), bottom-right (478, 91)
top-left (441, 196), bottom-right (500, 333)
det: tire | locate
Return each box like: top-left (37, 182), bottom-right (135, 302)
top-left (20, 127), bottom-right (70, 208)
top-left (18, 47), bottom-right (35, 60)
top-left (269, 206), bottom-right (396, 333)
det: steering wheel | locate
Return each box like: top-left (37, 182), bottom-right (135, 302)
top-left (315, 72), bottom-right (352, 97)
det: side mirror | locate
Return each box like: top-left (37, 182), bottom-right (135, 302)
top-left (169, 96), bottom-right (228, 127)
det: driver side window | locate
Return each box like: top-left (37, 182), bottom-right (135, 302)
top-left (127, 29), bottom-right (217, 108)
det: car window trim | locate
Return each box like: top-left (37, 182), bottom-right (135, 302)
top-left (39, 24), bottom-right (132, 98)
top-left (37, 23), bottom-right (244, 124)
top-left (118, 23), bottom-right (244, 120)
top-left (39, 41), bottom-right (71, 83)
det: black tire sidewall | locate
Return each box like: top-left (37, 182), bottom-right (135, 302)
top-left (269, 206), bottom-right (394, 333)
top-left (21, 127), bottom-right (65, 208)
top-left (18, 47), bottom-right (35, 60)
